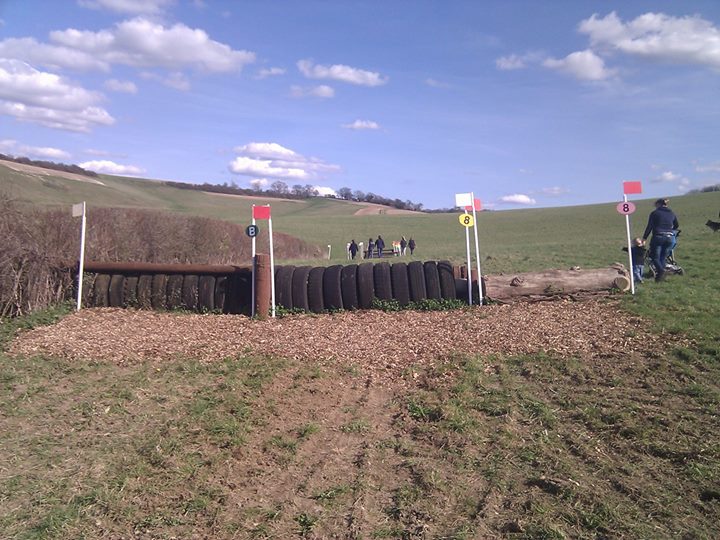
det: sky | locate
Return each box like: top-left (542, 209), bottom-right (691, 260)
top-left (2, 0), bottom-right (720, 210)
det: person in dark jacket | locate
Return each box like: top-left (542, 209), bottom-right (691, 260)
top-left (348, 239), bottom-right (358, 259)
top-left (376, 235), bottom-right (385, 258)
top-left (400, 236), bottom-right (408, 256)
top-left (408, 237), bottom-right (416, 255)
top-left (642, 198), bottom-right (679, 282)
top-left (367, 238), bottom-right (374, 259)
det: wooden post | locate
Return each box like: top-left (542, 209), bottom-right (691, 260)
top-left (254, 253), bottom-right (271, 320)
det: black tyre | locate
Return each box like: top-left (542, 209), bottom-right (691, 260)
top-left (438, 261), bottom-right (456, 300)
top-left (198, 275), bottom-right (216, 312)
top-left (214, 276), bottom-right (228, 313)
top-left (391, 262), bottom-right (410, 306)
top-left (341, 264), bottom-right (359, 310)
top-left (166, 274), bottom-right (184, 309)
top-left (275, 265), bottom-right (295, 309)
top-left (93, 274), bottom-right (111, 307)
top-left (108, 275), bottom-right (125, 307)
top-left (137, 275), bottom-right (153, 309)
top-left (292, 266), bottom-right (312, 312)
top-left (123, 276), bottom-right (139, 307)
top-left (307, 267), bottom-right (325, 313)
top-left (357, 263), bottom-right (375, 309)
top-left (408, 261), bottom-right (427, 302)
top-left (182, 274), bottom-right (199, 311)
top-left (373, 262), bottom-right (392, 301)
top-left (150, 274), bottom-right (168, 309)
top-left (323, 265), bottom-right (344, 310)
top-left (456, 278), bottom-right (469, 303)
top-left (423, 261), bottom-right (442, 300)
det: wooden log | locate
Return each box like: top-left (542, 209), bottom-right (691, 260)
top-left (481, 264), bottom-right (630, 300)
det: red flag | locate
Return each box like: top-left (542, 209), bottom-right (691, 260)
top-left (252, 205), bottom-right (271, 220)
top-left (623, 181), bottom-right (642, 195)
top-left (465, 198), bottom-right (482, 211)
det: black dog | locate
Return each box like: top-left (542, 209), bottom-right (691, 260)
top-left (707, 220), bottom-right (720, 232)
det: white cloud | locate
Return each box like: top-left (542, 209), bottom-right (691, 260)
top-left (425, 78), bottom-right (450, 88)
top-left (499, 193), bottom-right (537, 205)
top-left (78, 0), bottom-right (174, 14)
top-left (496, 54), bottom-right (527, 70)
top-left (654, 170), bottom-right (681, 182)
top-left (0, 59), bottom-right (114, 132)
top-left (314, 186), bottom-right (337, 197)
top-left (297, 59), bottom-right (388, 86)
top-left (0, 18), bottom-right (255, 74)
top-left (541, 186), bottom-right (569, 196)
top-left (255, 67), bottom-right (285, 79)
top-left (249, 178), bottom-right (269, 190)
top-left (141, 71), bottom-right (190, 90)
top-left (342, 119), bottom-right (380, 130)
top-left (79, 159), bottom-right (145, 175)
top-left (579, 11), bottom-right (720, 70)
top-left (21, 145), bottom-right (71, 160)
top-left (695, 162), bottom-right (720, 173)
top-left (290, 84), bottom-right (334, 98)
top-left (104, 78), bottom-right (137, 93)
top-left (229, 142), bottom-right (340, 181)
top-left (0, 139), bottom-right (16, 152)
top-left (677, 178), bottom-right (691, 192)
top-left (543, 49), bottom-right (615, 81)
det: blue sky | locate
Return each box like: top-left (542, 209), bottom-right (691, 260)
top-left (2, 0), bottom-right (720, 209)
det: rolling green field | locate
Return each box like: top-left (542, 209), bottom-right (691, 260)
top-left (2, 161), bottom-right (720, 538)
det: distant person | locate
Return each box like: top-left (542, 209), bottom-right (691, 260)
top-left (642, 198), bottom-right (679, 282)
top-left (400, 236), bottom-right (407, 256)
top-left (408, 237), bottom-right (416, 255)
top-left (367, 238), bottom-right (375, 259)
top-left (349, 239), bottom-right (358, 259)
top-left (622, 238), bottom-right (647, 284)
top-left (376, 235), bottom-right (385, 258)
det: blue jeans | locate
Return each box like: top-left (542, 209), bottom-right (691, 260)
top-left (633, 264), bottom-right (644, 283)
top-left (650, 234), bottom-right (674, 277)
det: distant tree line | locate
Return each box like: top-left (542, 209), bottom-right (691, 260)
top-left (688, 184), bottom-right (720, 194)
top-left (0, 153), bottom-right (99, 178)
top-left (165, 179), bottom-right (432, 212)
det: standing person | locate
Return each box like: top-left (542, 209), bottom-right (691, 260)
top-left (642, 198), bottom-right (679, 282)
top-left (367, 238), bottom-right (375, 259)
top-left (349, 239), bottom-right (359, 260)
top-left (400, 236), bottom-right (407, 256)
top-left (622, 238), bottom-right (647, 284)
top-left (408, 237), bottom-right (416, 255)
top-left (376, 235), bottom-right (385, 258)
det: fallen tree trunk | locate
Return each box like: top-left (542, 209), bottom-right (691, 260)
top-left (478, 264), bottom-right (630, 301)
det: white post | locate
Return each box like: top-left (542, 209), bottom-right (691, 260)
top-left (470, 192), bottom-right (483, 304)
top-left (327, 244), bottom-right (332, 259)
top-left (624, 194), bottom-right (635, 294)
top-left (465, 210), bottom-right (472, 305)
top-left (75, 202), bottom-right (87, 311)
top-left (269, 214), bottom-right (276, 318)
top-left (251, 207), bottom-right (257, 317)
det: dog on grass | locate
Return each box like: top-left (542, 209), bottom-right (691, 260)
top-left (707, 220), bottom-right (720, 232)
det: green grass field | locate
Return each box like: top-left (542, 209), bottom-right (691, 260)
top-left (2, 161), bottom-right (720, 538)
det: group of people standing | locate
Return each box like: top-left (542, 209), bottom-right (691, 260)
top-left (347, 235), bottom-right (416, 259)
top-left (626, 198), bottom-right (680, 284)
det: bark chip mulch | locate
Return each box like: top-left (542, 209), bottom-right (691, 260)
top-left (7, 299), bottom-right (680, 381)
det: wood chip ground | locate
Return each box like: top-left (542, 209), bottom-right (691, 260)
top-left (7, 299), bottom-right (680, 383)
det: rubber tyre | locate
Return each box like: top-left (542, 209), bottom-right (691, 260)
top-left (455, 278), bottom-right (469, 303)
top-left (214, 276), bottom-right (228, 313)
top-left (357, 263), bottom-right (375, 309)
top-left (341, 264), bottom-right (359, 310)
top-left (182, 275), bottom-right (199, 311)
top-left (438, 261), bottom-right (456, 300)
top-left (149, 274), bottom-right (167, 309)
top-left (373, 262), bottom-right (392, 301)
top-left (423, 261), bottom-right (442, 300)
top-left (123, 276), bottom-right (139, 307)
top-left (408, 261), bottom-right (427, 302)
top-left (323, 265), bottom-right (344, 310)
top-left (93, 274), bottom-right (111, 307)
top-left (307, 267), bottom-right (325, 313)
top-left (275, 266), bottom-right (295, 309)
top-left (137, 275), bottom-right (153, 309)
top-left (391, 262), bottom-right (410, 306)
top-left (166, 274), bottom-right (184, 310)
top-left (198, 275), bottom-right (215, 313)
top-left (292, 266), bottom-right (312, 312)
top-left (108, 275), bottom-right (125, 307)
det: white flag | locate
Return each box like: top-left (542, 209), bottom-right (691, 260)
top-left (454, 192), bottom-right (472, 207)
top-left (72, 203), bottom-right (84, 217)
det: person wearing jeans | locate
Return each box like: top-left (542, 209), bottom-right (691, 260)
top-left (643, 198), bottom-right (679, 282)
